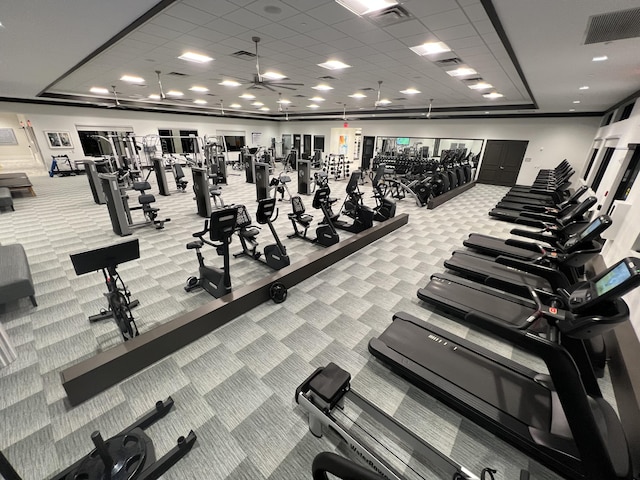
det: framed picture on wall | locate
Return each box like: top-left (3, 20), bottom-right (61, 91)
top-left (45, 131), bottom-right (73, 149)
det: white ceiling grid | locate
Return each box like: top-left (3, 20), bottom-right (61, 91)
top-left (49, 0), bottom-right (531, 116)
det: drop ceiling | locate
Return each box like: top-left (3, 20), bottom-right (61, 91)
top-left (1, 0), bottom-right (639, 120)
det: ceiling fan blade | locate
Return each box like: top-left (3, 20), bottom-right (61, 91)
top-left (272, 85), bottom-right (296, 90)
top-left (264, 84), bottom-right (277, 92)
top-left (271, 82), bottom-right (304, 86)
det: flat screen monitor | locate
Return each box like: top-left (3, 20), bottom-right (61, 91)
top-left (396, 138), bottom-right (410, 146)
top-left (595, 261), bottom-right (632, 297)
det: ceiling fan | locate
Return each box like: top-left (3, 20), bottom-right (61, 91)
top-left (153, 70), bottom-right (197, 105)
top-left (372, 80), bottom-right (403, 110)
top-left (240, 37), bottom-right (304, 92)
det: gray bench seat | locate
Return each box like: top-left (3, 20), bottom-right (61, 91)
top-left (0, 244), bottom-right (36, 306)
top-left (0, 187), bottom-right (13, 211)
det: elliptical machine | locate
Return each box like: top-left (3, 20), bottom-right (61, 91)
top-left (233, 199), bottom-right (291, 270)
top-left (288, 187), bottom-right (340, 247)
top-left (185, 206), bottom-right (238, 298)
top-left (370, 164), bottom-right (396, 221)
top-left (329, 171), bottom-right (374, 233)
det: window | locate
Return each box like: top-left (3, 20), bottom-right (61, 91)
top-left (158, 129), bottom-right (175, 154)
top-left (224, 135), bottom-right (246, 151)
top-left (619, 102), bottom-right (635, 122)
top-left (78, 130), bottom-right (133, 157)
top-left (591, 146), bottom-right (615, 192)
top-left (180, 130), bottom-right (198, 153)
top-left (600, 112), bottom-right (614, 127)
top-left (608, 148), bottom-right (640, 214)
top-left (583, 148), bottom-right (599, 181)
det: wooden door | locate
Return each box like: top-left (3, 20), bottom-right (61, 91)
top-left (477, 140), bottom-right (528, 186)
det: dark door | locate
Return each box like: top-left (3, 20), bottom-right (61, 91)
top-left (303, 134), bottom-right (312, 158)
top-left (591, 146), bottom-right (615, 192)
top-left (583, 148), bottom-right (599, 180)
top-left (293, 134), bottom-right (301, 153)
top-left (362, 136), bottom-right (375, 170)
top-left (313, 135), bottom-right (325, 152)
top-left (476, 140), bottom-right (528, 186)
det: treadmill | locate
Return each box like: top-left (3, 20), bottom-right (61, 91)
top-left (370, 257), bottom-right (640, 480)
top-left (463, 214), bottom-right (609, 262)
top-left (498, 185), bottom-right (588, 211)
top-left (489, 196), bottom-right (595, 227)
top-left (452, 216), bottom-right (611, 288)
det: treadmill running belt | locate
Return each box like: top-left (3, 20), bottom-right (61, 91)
top-left (464, 234), bottom-right (540, 260)
top-left (418, 275), bottom-right (535, 324)
top-left (375, 314), bottom-right (551, 430)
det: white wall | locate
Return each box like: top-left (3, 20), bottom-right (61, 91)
top-left (583, 99), bottom-right (640, 338)
top-left (0, 112), bottom-right (37, 173)
top-left (0, 102), bottom-right (280, 163)
top-left (279, 116), bottom-right (600, 184)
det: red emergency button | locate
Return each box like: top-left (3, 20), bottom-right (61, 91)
top-left (549, 307), bottom-right (558, 314)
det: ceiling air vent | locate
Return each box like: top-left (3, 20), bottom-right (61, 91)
top-left (167, 71), bottom-right (189, 77)
top-left (231, 50), bottom-right (257, 59)
top-left (434, 58), bottom-right (464, 67)
top-left (366, 5), bottom-right (413, 27)
top-left (584, 7), bottom-right (640, 44)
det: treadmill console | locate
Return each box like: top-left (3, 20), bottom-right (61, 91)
top-left (562, 215), bottom-right (611, 250)
top-left (569, 257), bottom-right (640, 312)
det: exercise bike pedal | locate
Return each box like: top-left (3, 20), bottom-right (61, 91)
top-left (184, 276), bottom-right (200, 292)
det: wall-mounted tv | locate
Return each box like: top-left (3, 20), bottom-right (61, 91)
top-left (396, 137), bottom-right (410, 146)
top-left (224, 135), bottom-right (246, 152)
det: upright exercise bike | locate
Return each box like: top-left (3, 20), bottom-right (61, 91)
top-left (370, 164), bottom-right (397, 221)
top-left (329, 171), bottom-right (374, 233)
top-left (233, 198), bottom-right (291, 270)
top-left (185, 206), bottom-right (238, 298)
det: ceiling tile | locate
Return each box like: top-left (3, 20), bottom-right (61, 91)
top-left (244, 0), bottom-right (300, 22)
top-left (447, 35), bottom-right (483, 49)
top-left (183, 0), bottom-right (239, 16)
top-left (174, 34), bottom-right (215, 49)
top-left (223, 8), bottom-right (272, 29)
top-left (281, 0), bottom-right (331, 11)
top-left (138, 23), bottom-right (183, 40)
top-left (150, 13), bottom-right (197, 33)
top-left (189, 26), bottom-right (230, 43)
top-left (403, 0), bottom-right (458, 17)
top-left (254, 23), bottom-right (300, 40)
top-left (398, 33), bottom-right (440, 48)
top-left (164, 3), bottom-right (216, 25)
top-left (326, 36), bottom-right (365, 50)
top-left (462, 3), bottom-right (489, 22)
top-left (283, 34), bottom-right (318, 48)
top-left (306, 2), bottom-right (355, 25)
top-left (456, 44), bottom-right (491, 58)
top-left (481, 31), bottom-right (501, 45)
top-left (349, 28), bottom-right (394, 45)
top-left (205, 17), bottom-right (249, 36)
top-left (384, 20), bottom-right (431, 39)
top-left (127, 31), bottom-right (169, 46)
top-left (421, 9), bottom-right (469, 31)
top-left (306, 26), bottom-right (348, 42)
top-left (283, 13), bottom-right (326, 33)
top-left (228, 0), bottom-right (257, 6)
top-left (333, 17), bottom-right (377, 35)
top-left (473, 19), bottom-right (494, 35)
top-left (433, 24), bottom-right (477, 41)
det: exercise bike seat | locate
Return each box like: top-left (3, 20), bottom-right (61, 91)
top-left (186, 240), bottom-right (203, 250)
top-left (133, 181), bottom-right (152, 192)
top-left (139, 194), bottom-right (156, 205)
top-left (239, 227), bottom-right (260, 238)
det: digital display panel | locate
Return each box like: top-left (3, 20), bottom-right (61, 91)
top-left (396, 138), bottom-right (410, 145)
top-left (595, 262), bottom-right (631, 296)
top-left (577, 217), bottom-right (601, 240)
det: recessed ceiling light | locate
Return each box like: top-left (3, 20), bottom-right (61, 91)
top-left (446, 67), bottom-right (478, 77)
top-left (194, 99), bottom-right (207, 105)
top-left (260, 106), bottom-right (270, 111)
top-left (483, 92), bottom-right (504, 99)
top-left (468, 81), bottom-right (493, 90)
top-left (573, 100), bottom-right (581, 104)
top-left (190, 86), bottom-right (209, 92)
top-left (349, 92), bottom-right (367, 99)
top-left (312, 84), bottom-right (333, 91)
top-left (148, 94), bottom-right (161, 100)
top-left (240, 93), bottom-right (256, 99)
top-left (409, 42), bottom-right (451, 56)
top-left (592, 55), bottom-right (608, 62)
top-left (484, 111), bottom-right (490, 114)
top-left (307, 104), bottom-right (320, 108)
top-left (377, 99), bottom-right (392, 105)
top-left (89, 87), bottom-right (109, 94)
top-left (219, 79), bottom-right (242, 87)
top-left (178, 51), bottom-right (213, 63)
top-left (335, 0), bottom-right (398, 16)
top-left (167, 90), bottom-right (184, 97)
top-left (400, 88), bottom-right (420, 94)
top-left (262, 71), bottom-right (286, 80)
top-left (252, 101), bottom-right (264, 106)
top-left (230, 103), bottom-right (242, 108)
top-left (309, 96), bottom-right (325, 102)
top-left (277, 98), bottom-right (292, 104)
top-left (579, 86), bottom-right (589, 90)
top-left (0, 21), bottom-right (4, 28)
top-left (569, 108), bottom-right (576, 112)
top-left (318, 60), bottom-right (351, 70)
top-left (120, 75), bottom-right (144, 83)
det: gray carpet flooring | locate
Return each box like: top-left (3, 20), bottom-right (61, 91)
top-left (0, 166), bottom-right (612, 479)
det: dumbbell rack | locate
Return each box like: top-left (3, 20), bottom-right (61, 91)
top-left (322, 154), bottom-right (351, 181)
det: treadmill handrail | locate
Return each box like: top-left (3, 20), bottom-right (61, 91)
top-left (495, 255), bottom-right (571, 290)
top-left (504, 238), bottom-right (550, 254)
top-left (464, 310), bottom-right (626, 479)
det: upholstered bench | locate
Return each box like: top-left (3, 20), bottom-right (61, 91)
top-left (0, 243), bottom-right (36, 307)
top-left (0, 187), bottom-right (13, 211)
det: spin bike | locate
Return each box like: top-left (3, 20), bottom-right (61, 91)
top-left (185, 206), bottom-right (238, 298)
top-left (70, 239), bottom-right (141, 341)
top-left (233, 198), bottom-right (291, 270)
